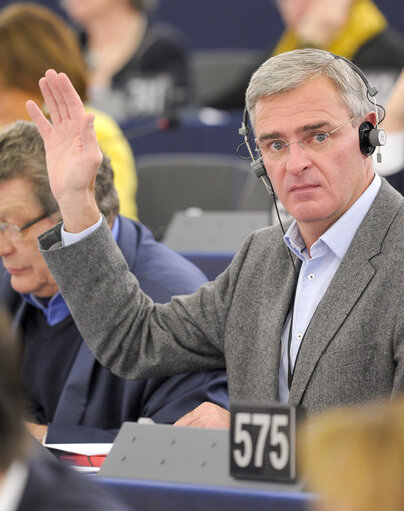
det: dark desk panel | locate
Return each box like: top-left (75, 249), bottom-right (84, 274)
top-left (97, 477), bottom-right (314, 511)
top-left (120, 110), bottom-right (244, 158)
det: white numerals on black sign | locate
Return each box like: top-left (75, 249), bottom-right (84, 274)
top-left (230, 403), bottom-right (299, 482)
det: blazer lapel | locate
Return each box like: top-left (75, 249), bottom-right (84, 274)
top-left (289, 250), bottom-right (376, 405)
top-left (116, 215), bottom-right (138, 270)
top-left (289, 180), bottom-right (400, 405)
top-left (252, 234), bottom-right (301, 403)
top-left (263, 252), bottom-right (300, 402)
top-left (52, 342), bottom-right (96, 425)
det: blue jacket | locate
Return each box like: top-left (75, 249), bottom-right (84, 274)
top-left (18, 441), bottom-right (132, 511)
top-left (0, 217), bottom-right (228, 442)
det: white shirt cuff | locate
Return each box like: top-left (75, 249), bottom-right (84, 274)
top-left (374, 130), bottom-right (404, 176)
top-left (61, 215), bottom-right (103, 247)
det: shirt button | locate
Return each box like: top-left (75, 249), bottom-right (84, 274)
top-left (296, 333), bottom-right (303, 340)
top-left (308, 273), bottom-right (315, 280)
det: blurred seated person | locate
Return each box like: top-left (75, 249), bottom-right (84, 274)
top-left (0, 308), bottom-right (132, 511)
top-left (62, 0), bottom-right (192, 120)
top-left (0, 120), bottom-right (228, 444)
top-left (212, 0), bottom-right (404, 110)
top-left (375, 68), bottom-right (404, 195)
top-left (0, 2), bottom-right (138, 220)
top-left (299, 396), bottom-right (404, 511)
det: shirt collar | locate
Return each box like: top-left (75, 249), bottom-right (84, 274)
top-left (284, 173), bottom-right (381, 260)
top-left (22, 216), bottom-right (120, 326)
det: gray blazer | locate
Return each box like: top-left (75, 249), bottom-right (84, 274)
top-left (39, 180), bottom-right (404, 414)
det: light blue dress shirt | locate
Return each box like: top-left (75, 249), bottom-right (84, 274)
top-left (278, 173), bottom-right (381, 402)
top-left (23, 217), bottom-right (120, 326)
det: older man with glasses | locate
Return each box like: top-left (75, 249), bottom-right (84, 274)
top-left (0, 121), bottom-right (229, 443)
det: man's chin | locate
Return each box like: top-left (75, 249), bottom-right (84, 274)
top-left (10, 276), bottom-right (33, 295)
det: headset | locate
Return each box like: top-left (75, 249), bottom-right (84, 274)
top-left (238, 53), bottom-right (387, 199)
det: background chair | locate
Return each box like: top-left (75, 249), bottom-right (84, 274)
top-left (163, 209), bottom-right (270, 280)
top-left (190, 49), bottom-right (262, 108)
top-left (135, 152), bottom-right (251, 239)
top-left (237, 173), bottom-right (292, 226)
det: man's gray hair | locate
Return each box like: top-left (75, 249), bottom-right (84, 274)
top-left (246, 48), bottom-right (371, 129)
top-left (0, 121), bottom-right (119, 223)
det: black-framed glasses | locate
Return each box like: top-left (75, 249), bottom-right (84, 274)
top-left (0, 212), bottom-right (51, 242)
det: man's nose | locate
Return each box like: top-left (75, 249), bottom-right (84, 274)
top-left (0, 234), bottom-right (15, 257)
top-left (284, 140), bottom-right (312, 175)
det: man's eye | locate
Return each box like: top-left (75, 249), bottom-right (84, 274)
top-left (270, 140), bottom-right (285, 152)
top-left (311, 132), bottom-right (329, 144)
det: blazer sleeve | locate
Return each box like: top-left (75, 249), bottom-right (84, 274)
top-left (38, 218), bottom-right (253, 380)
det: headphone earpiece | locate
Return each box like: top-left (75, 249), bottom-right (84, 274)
top-left (358, 121), bottom-right (387, 156)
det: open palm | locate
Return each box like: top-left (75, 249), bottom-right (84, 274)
top-left (26, 70), bottom-right (103, 209)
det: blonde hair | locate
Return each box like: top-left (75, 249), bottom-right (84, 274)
top-left (298, 397), bottom-right (404, 511)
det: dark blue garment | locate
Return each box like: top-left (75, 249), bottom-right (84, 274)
top-left (0, 217), bottom-right (228, 442)
top-left (386, 169), bottom-right (404, 196)
top-left (18, 441), bottom-right (132, 511)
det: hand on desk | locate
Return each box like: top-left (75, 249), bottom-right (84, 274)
top-left (26, 69), bottom-right (102, 233)
top-left (174, 402), bottom-right (230, 429)
top-left (25, 421), bottom-right (48, 444)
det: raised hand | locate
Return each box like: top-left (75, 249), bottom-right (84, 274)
top-left (26, 69), bottom-right (103, 232)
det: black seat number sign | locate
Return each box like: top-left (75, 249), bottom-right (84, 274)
top-left (230, 402), bottom-right (298, 482)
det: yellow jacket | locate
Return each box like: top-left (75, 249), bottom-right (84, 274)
top-left (88, 106), bottom-right (138, 220)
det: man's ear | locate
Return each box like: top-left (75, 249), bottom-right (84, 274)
top-left (364, 111), bottom-right (377, 127)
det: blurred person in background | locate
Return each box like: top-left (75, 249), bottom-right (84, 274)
top-left (0, 2), bottom-right (138, 220)
top-left (0, 120), bottom-right (228, 444)
top-left (299, 396), bottom-right (404, 511)
top-left (212, 0), bottom-right (404, 109)
top-left (62, 0), bottom-right (192, 120)
top-left (0, 307), bottom-right (132, 511)
top-left (273, 0), bottom-right (404, 83)
top-left (375, 67), bottom-right (404, 194)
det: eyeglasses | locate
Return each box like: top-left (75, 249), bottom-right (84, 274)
top-left (0, 212), bottom-right (51, 242)
top-left (259, 117), bottom-right (357, 163)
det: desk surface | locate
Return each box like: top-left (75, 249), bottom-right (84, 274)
top-left (96, 476), bottom-right (314, 511)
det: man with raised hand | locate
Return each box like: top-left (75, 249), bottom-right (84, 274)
top-left (28, 49), bottom-right (404, 428)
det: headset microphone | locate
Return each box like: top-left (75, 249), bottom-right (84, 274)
top-left (239, 108), bottom-right (299, 277)
top-left (239, 109), bottom-right (274, 196)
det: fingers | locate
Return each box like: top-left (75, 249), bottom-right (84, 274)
top-left (37, 69), bottom-right (85, 125)
top-left (38, 71), bottom-right (62, 125)
top-left (26, 100), bottom-right (52, 140)
top-left (43, 70), bottom-right (70, 121)
top-left (58, 72), bottom-right (86, 120)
